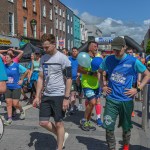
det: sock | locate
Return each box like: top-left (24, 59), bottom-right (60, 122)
top-left (95, 104), bottom-right (102, 119)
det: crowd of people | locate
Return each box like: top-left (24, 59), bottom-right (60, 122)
top-left (0, 34), bottom-right (150, 150)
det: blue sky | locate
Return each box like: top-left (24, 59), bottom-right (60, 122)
top-left (60, 0), bottom-right (150, 43)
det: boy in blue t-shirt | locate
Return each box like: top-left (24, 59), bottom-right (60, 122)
top-left (99, 37), bottom-right (150, 150)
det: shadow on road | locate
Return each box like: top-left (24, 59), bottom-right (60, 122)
top-left (64, 110), bottom-right (84, 126)
top-left (28, 132), bottom-right (57, 150)
top-left (76, 136), bottom-right (107, 150)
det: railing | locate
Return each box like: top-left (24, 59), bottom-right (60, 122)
top-left (142, 84), bottom-right (150, 130)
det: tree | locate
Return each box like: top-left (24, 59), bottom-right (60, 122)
top-left (146, 39), bottom-right (150, 54)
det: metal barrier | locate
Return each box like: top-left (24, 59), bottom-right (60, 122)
top-left (142, 84), bottom-right (150, 130)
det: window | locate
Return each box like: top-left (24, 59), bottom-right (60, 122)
top-left (56, 18), bottom-right (58, 29)
top-left (67, 14), bottom-right (69, 20)
top-left (59, 8), bottom-right (61, 16)
top-left (56, 35), bottom-right (58, 48)
top-left (71, 27), bottom-right (73, 34)
top-left (59, 20), bottom-right (62, 30)
top-left (9, 12), bottom-right (14, 35)
top-left (43, 5), bottom-right (46, 17)
top-left (63, 10), bottom-right (65, 18)
top-left (43, 25), bottom-right (46, 33)
top-left (23, 0), bottom-right (27, 8)
top-left (67, 25), bottom-right (69, 34)
top-left (55, 5), bottom-right (58, 14)
top-left (71, 17), bottom-right (72, 22)
top-left (33, 24), bottom-right (36, 38)
top-left (63, 22), bottom-right (65, 31)
top-left (8, 0), bottom-right (14, 2)
top-left (33, 0), bottom-right (36, 12)
top-left (49, 0), bottom-right (52, 3)
top-left (50, 28), bottom-right (53, 34)
top-left (49, 9), bottom-right (52, 20)
top-left (68, 39), bottom-right (70, 50)
top-left (23, 17), bottom-right (27, 36)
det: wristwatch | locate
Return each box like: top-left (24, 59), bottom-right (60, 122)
top-left (136, 87), bottom-right (141, 92)
top-left (64, 96), bottom-right (70, 100)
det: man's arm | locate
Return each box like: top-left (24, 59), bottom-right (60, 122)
top-left (138, 69), bottom-right (150, 89)
top-left (35, 71), bottom-right (43, 98)
top-left (12, 48), bottom-right (24, 60)
top-left (33, 71), bottom-right (43, 107)
top-left (0, 82), bottom-right (6, 94)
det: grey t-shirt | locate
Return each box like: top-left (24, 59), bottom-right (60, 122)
top-left (39, 51), bottom-right (71, 96)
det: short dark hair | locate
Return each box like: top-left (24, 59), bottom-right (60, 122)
top-left (41, 34), bottom-right (56, 44)
top-left (88, 41), bottom-right (98, 49)
top-left (126, 47), bottom-right (133, 51)
top-left (72, 47), bottom-right (78, 50)
top-left (62, 48), bottom-right (68, 52)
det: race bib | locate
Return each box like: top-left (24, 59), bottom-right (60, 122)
top-left (7, 77), bottom-right (14, 83)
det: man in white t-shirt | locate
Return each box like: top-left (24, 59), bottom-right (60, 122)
top-left (33, 34), bottom-right (72, 150)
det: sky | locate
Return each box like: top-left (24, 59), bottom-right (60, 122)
top-left (60, 0), bottom-right (150, 43)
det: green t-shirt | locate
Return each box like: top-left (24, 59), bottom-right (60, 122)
top-left (81, 57), bottom-right (99, 89)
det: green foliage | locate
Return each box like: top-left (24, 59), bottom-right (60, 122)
top-left (146, 39), bottom-right (150, 54)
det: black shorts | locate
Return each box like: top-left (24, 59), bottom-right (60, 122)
top-left (39, 95), bottom-right (65, 122)
top-left (5, 88), bottom-right (21, 99)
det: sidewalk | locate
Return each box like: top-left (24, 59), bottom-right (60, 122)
top-left (0, 98), bottom-right (150, 150)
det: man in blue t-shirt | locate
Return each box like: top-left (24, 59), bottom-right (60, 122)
top-left (99, 37), bottom-right (150, 150)
top-left (69, 47), bottom-right (83, 114)
top-left (0, 57), bottom-right (8, 94)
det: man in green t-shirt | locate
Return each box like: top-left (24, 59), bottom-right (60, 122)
top-left (78, 41), bottom-right (103, 131)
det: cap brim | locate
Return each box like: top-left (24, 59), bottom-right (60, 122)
top-left (111, 45), bottom-right (122, 51)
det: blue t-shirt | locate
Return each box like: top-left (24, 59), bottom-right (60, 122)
top-left (5, 63), bottom-right (27, 89)
top-left (69, 56), bottom-right (78, 80)
top-left (100, 54), bottom-right (146, 101)
top-left (0, 57), bottom-right (8, 81)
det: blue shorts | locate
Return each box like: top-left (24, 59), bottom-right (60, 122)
top-left (83, 88), bottom-right (101, 101)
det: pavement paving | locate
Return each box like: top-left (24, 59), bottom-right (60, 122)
top-left (0, 96), bottom-right (150, 150)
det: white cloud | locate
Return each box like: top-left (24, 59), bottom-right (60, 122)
top-left (144, 19), bottom-right (150, 25)
top-left (80, 12), bottom-right (149, 43)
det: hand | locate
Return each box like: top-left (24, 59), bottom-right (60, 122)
top-left (124, 88), bottom-right (137, 97)
top-left (18, 80), bottom-right (23, 85)
top-left (33, 97), bottom-right (40, 108)
top-left (102, 86), bottom-right (112, 95)
top-left (62, 99), bottom-right (69, 111)
top-left (76, 76), bottom-right (80, 86)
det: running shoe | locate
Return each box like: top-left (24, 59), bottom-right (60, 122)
top-left (20, 110), bottom-right (25, 120)
top-left (88, 121), bottom-right (96, 131)
top-left (123, 144), bottom-right (129, 150)
top-left (80, 121), bottom-right (90, 131)
top-left (4, 118), bottom-right (12, 126)
top-left (97, 118), bottom-right (103, 127)
top-left (62, 132), bottom-right (69, 149)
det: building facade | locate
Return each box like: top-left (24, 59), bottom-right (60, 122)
top-left (53, 0), bottom-right (66, 49)
top-left (144, 29), bottom-right (150, 50)
top-left (73, 14), bottom-right (81, 48)
top-left (17, 0), bottom-right (41, 42)
top-left (66, 7), bottom-right (74, 51)
top-left (85, 25), bottom-right (102, 41)
top-left (0, 0), bottom-right (17, 36)
top-left (80, 19), bottom-right (86, 45)
top-left (40, 0), bottom-right (54, 37)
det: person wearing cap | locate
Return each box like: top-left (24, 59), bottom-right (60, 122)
top-left (99, 36), bottom-right (150, 150)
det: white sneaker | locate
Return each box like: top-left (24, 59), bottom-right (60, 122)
top-left (20, 109), bottom-right (25, 120)
top-left (62, 132), bottom-right (69, 149)
top-left (78, 104), bottom-right (83, 111)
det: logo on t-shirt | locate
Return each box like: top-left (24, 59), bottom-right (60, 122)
top-left (110, 72), bottom-right (126, 84)
top-left (12, 68), bottom-right (17, 70)
top-left (123, 64), bottom-right (132, 68)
